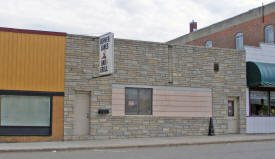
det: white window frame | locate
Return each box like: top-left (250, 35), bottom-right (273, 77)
top-left (0, 94), bottom-right (52, 136)
top-left (235, 32), bottom-right (244, 50)
top-left (0, 95), bottom-right (51, 126)
top-left (205, 40), bottom-right (213, 48)
top-left (265, 25), bottom-right (274, 43)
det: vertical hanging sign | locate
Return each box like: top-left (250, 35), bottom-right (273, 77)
top-left (99, 32), bottom-right (114, 75)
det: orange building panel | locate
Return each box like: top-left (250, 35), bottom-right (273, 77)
top-left (0, 29), bottom-right (66, 92)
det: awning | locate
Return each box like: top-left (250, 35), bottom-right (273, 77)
top-left (247, 61), bottom-right (275, 88)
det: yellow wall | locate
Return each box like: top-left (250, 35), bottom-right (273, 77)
top-left (0, 31), bottom-right (66, 92)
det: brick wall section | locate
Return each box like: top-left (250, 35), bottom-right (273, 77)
top-left (175, 12), bottom-right (275, 49)
top-left (64, 34), bottom-right (246, 140)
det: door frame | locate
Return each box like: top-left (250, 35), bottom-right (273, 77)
top-left (227, 96), bottom-right (240, 134)
top-left (73, 90), bottom-right (91, 136)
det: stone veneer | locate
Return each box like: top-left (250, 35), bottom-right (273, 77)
top-left (64, 34), bottom-right (246, 140)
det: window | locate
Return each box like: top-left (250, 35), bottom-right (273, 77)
top-left (0, 95), bottom-right (52, 136)
top-left (205, 40), bottom-right (213, 48)
top-left (249, 90), bottom-right (275, 116)
top-left (235, 32), bottom-right (244, 50)
top-left (265, 25), bottom-right (274, 43)
top-left (228, 100), bottom-right (234, 116)
top-left (125, 88), bottom-right (152, 115)
top-left (270, 92), bottom-right (275, 115)
top-left (250, 91), bottom-right (268, 116)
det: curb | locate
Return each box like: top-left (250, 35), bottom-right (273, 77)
top-left (1, 137), bottom-right (275, 153)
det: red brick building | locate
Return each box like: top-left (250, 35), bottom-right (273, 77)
top-left (167, 2), bottom-right (275, 50)
top-left (169, 2), bottom-right (275, 134)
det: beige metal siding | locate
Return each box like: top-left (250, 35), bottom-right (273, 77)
top-left (153, 89), bottom-right (212, 117)
top-left (112, 88), bottom-right (125, 116)
top-left (112, 87), bottom-right (212, 117)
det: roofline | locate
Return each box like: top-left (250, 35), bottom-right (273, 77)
top-left (167, 1), bottom-right (275, 44)
top-left (67, 33), bottom-right (166, 45)
top-left (0, 27), bottom-right (67, 36)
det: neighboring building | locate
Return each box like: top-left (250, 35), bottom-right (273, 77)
top-left (64, 34), bottom-right (246, 140)
top-left (0, 27), bottom-right (66, 142)
top-left (168, 2), bottom-right (275, 134)
top-left (167, 2), bottom-right (275, 50)
top-left (246, 43), bottom-right (275, 133)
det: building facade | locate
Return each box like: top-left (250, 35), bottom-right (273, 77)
top-left (0, 27), bottom-right (66, 142)
top-left (64, 34), bottom-right (246, 140)
top-left (246, 43), bottom-right (275, 133)
top-left (0, 28), bottom-right (247, 142)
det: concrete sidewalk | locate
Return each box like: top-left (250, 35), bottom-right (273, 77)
top-left (1, 134), bottom-right (275, 152)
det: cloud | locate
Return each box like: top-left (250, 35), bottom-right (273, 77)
top-left (0, 0), bottom-right (274, 42)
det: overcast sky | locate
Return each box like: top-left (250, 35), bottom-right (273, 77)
top-left (0, 0), bottom-right (274, 42)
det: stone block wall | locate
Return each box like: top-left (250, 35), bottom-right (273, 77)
top-left (64, 34), bottom-right (246, 140)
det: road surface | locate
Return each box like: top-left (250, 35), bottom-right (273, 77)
top-left (1, 140), bottom-right (275, 159)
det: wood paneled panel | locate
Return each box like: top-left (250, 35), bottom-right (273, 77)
top-left (153, 90), bottom-right (211, 96)
top-left (153, 89), bottom-right (212, 117)
top-left (153, 101), bottom-right (212, 107)
top-left (0, 96), bottom-right (64, 142)
top-left (0, 31), bottom-right (66, 92)
top-left (112, 88), bottom-right (125, 116)
top-left (154, 111), bottom-right (212, 117)
top-left (111, 87), bottom-right (212, 117)
top-left (112, 110), bottom-right (124, 116)
top-left (153, 106), bottom-right (211, 112)
top-left (51, 96), bottom-right (64, 140)
top-left (153, 95), bottom-right (211, 102)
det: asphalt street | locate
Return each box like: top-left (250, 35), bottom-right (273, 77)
top-left (1, 140), bottom-right (275, 159)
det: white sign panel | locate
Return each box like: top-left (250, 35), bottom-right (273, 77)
top-left (99, 32), bottom-right (114, 75)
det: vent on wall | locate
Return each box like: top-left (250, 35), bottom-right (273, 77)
top-left (214, 63), bottom-right (219, 72)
